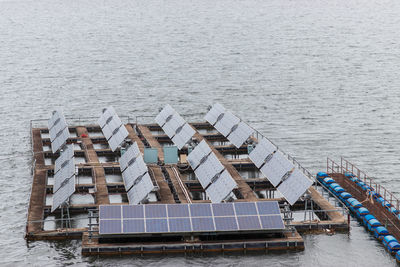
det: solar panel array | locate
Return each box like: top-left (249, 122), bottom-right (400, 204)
top-left (205, 103), bottom-right (254, 148)
top-left (99, 202), bottom-right (284, 235)
top-left (155, 104), bottom-right (195, 150)
top-left (51, 145), bottom-right (76, 212)
top-left (205, 103), bottom-right (313, 206)
top-left (98, 106), bottom-right (129, 151)
top-left (249, 137), bottom-right (313, 205)
top-left (119, 142), bottom-right (155, 204)
top-left (187, 140), bottom-right (237, 202)
top-left (48, 110), bottom-right (70, 153)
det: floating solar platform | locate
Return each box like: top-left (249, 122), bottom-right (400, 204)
top-left (99, 202), bottom-right (285, 236)
top-left (27, 110), bottom-right (348, 256)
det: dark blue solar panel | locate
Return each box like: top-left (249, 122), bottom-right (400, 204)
top-left (122, 205), bottom-right (144, 219)
top-left (146, 219), bottom-right (169, 232)
top-left (190, 204), bottom-right (212, 217)
top-left (237, 216), bottom-right (261, 230)
top-left (169, 218), bottom-right (192, 232)
top-left (192, 217), bottom-right (215, 231)
top-left (145, 204), bottom-right (167, 218)
top-left (212, 203), bottom-right (235, 216)
top-left (260, 215), bottom-right (285, 229)
top-left (123, 219), bottom-right (145, 233)
top-left (100, 205), bottom-right (121, 219)
top-left (99, 219), bottom-right (121, 234)
top-left (256, 201), bottom-right (280, 215)
top-left (167, 204), bottom-right (189, 218)
top-left (234, 202), bottom-right (257, 216)
top-left (214, 217), bottom-right (238, 231)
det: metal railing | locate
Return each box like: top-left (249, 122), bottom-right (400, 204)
top-left (327, 157), bottom-right (400, 211)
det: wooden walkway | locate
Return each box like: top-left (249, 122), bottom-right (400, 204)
top-left (76, 127), bottom-right (109, 205)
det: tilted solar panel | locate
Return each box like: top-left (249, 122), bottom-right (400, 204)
top-left (187, 140), bottom-right (212, 169)
top-left (51, 126), bottom-right (70, 153)
top-left (277, 169), bottom-right (313, 205)
top-left (51, 176), bottom-right (75, 212)
top-left (126, 173), bottom-right (154, 204)
top-left (260, 150), bottom-right (294, 187)
top-left (194, 152), bottom-right (224, 188)
top-left (249, 138), bottom-right (277, 168)
top-left (171, 123), bottom-right (195, 149)
top-left (227, 121), bottom-right (254, 148)
top-left (98, 106), bottom-right (116, 129)
top-left (119, 142), bottom-right (141, 172)
top-left (53, 158), bottom-right (75, 193)
top-left (54, 145), bottom-right (74, 174)
top-left (204, 103), bottom-right (225, 125)
top-left (155, 104), bottom-right (175, 126)
top-left (108, 125), bottom-right (129, 152)
top-left (214, 111), bottom-right (240, 137)
top-left (205, 169), bottom-right (237, 203)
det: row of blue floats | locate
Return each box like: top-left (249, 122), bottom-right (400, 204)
top-left (317, 172), bottom-right (400, 261)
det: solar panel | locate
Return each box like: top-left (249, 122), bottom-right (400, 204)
top-left (169, 218), bottom-right (192, 232)
top-left (260, 151), bottom-right (294, 187)
top-left (126, 173), bottom-right (155, 204)
top-left (277, 169), bottom-right (313, 205)
top-left (146, 219), bottom-right (169, 232)
top-left (259, 215), bottom-right (285, 229)
top-left (187, 140), bottom-right (212, 169)
top-left (100, 205), bottom-right (122, 219)
top-left (100, 219), bottom-right (121, 234)
top-left (249, 138), bottom-right (277, 168)
top-left (214, 111), bottom-right (240, 137)
top-left (54, 145), bottom-right (74, 174)
top-left (155, 105), bottom-right (195, 149)
top-left (205, 169), bottom-right (237, 203)
top-left (53, 158), bottom-right (75, 193)
top-left (167, 204), bottom-right (189, 218)
top-left (119, 142), bottom-right (141, 172)
top-left (256, 201), bottom-right (280, 215)
top-left (171, 123), bottom-right (196, 149)
top-left (51, 126), bottom-right (70, 153)
top-left (108, 125), bottom-right (129, 152)
top-left (121, 156), bottom-right (147, 190)
top-left (48, 110), bottom-right (67, 134)
top-left (48, 110), bottom-right (62, 130)
top-left (123, 219), bottom-right (145, 233)
top-left (192, 217), bottom-right (215, 231)
top-left (49, 112), bottom-right (67, 142)
top-left (234, 202), bottom-right (258, 216)
top-left (237, 216), bottom-right (261, 230)
top-left (189, 203), bottom-right (212, 217)
top-left (102, 117), bottom-right (122, 140)
top-left (214, 217), bottom-right (238, 231)
top-left (194, 152), bottom-right (224, 188)
top-left (227, 121), bottom-right (254, 148)
top-left (211, 203), bottom-right (235, 216)
top-left (204, 103), bottom-right (225, 126)
top-left (155, 104), bottom-right (175, 126)
top-left (122, 205), bottom-right (144, 219)
top-left (99, 201), bottom-right (285, 235)
top-left (51, 176), bottom-right (75, 212)
top-left (98, 106), bottom-right (116, 128)
top-left (145, 204), bottom-right (167, 218)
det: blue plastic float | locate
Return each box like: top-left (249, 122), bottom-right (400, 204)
top-left (373, 226), bottom-right (389, 240)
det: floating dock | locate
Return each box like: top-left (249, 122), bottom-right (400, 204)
top-left (323, 157), bottom-right (400, 260)
top-left (26, 115), bottom-right (349, 255)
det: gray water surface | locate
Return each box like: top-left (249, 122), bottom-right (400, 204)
top-left (1, 0), bottom-right (400, 265)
